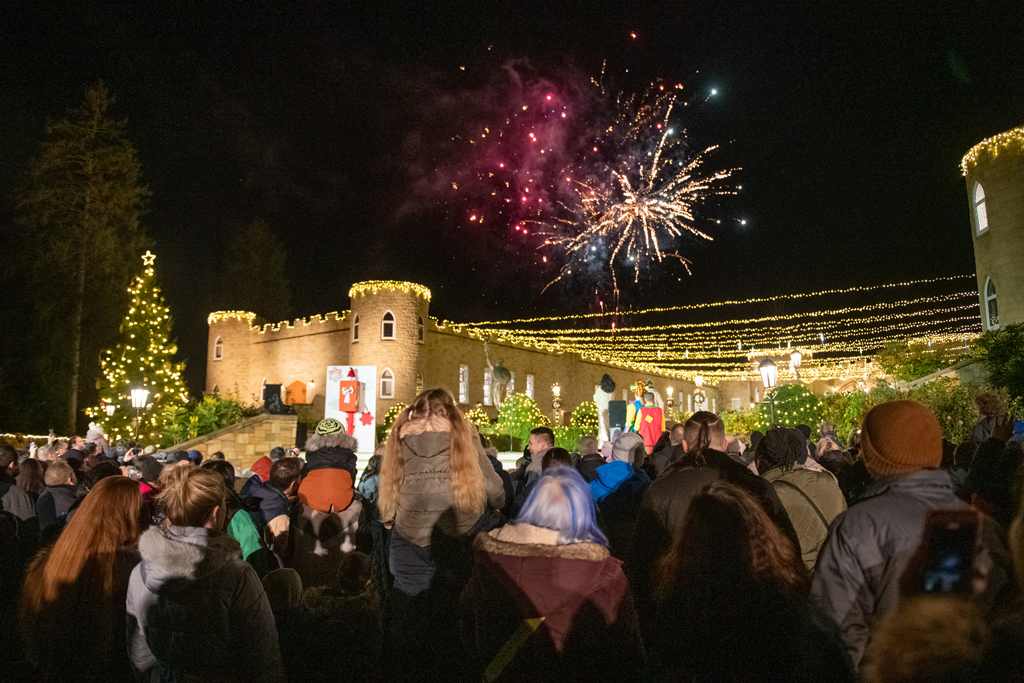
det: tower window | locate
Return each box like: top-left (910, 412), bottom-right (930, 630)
top-left (380, 368), bottom-right (394, 399)
top-left (985, 277), bottom-right (999, 330)
top-left (459, 365), bottom-right (469, 404)
top-left (213, 336), bottom-right (223, 361)
top-left (352, 314), bottom-right (360, 343)
top-left (973, 182), bottom-right (989, 235)
top-left (417, 315), bottom-right (425, 343)
top-left (382, 310), bottom-right (395, 340)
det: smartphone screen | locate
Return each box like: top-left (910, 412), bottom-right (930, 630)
top-left (923, 517), bottom-right (977, 594)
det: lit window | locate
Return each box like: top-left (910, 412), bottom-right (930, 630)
top-left (214, 336), bottom-right (223, 361)
top-left (712, 398), bottom-right (716, 413)
top-left (459, 365), bottom-right (469, 404)
top-left (731, 398), bottom-right (741, 410)
top-left (382, 311), bottom-right (395, 339)
top-left (417, 315), bottom-right (425, 343)
top-left (380, 368), bottom-right (394, 399)
top-left (507, 372), bottom-right (515, 394)
top-left (484, 371), bottom-right (493, 406)
top-left (526, 374), bottom-right (535, 400)
top-left (352, 314), bottom-right (360, 342)
top-left (755, 389), bottom-right (760, 403)
top-left (687, 394), bottom-right (692, 412)
top-left (985, 277), bottom-right (999, 329)
top-left (973, 182), bottom-right (989, 235)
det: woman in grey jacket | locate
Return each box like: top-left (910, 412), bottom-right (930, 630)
top-left (379, 387), bottom-right (506, 681)
top-left (126, 465), bottom-right (284, 683)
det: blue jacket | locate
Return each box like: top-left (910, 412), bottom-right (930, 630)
top-left (241, 475), bottom-right (291, 538)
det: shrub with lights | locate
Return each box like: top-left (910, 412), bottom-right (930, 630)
top-left (464, 406), bottom-right (491, 429)
top-left (720, 406), bottom-right (760, 435)
top-left (86, 252), bottom-right (188, 444)
top-left (495, 393), bottom-right (549, 442)
top-left (759, 384), bottom-right (824, 435)
top-left (383, 403), bottom-right (409, 432)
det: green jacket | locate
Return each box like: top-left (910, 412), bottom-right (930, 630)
top-left (762, 466), bottom-right (846, 569)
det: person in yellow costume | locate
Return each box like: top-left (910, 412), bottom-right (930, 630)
top-left (625, 380), bottom-right (648, 432)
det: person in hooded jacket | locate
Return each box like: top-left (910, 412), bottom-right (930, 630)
top-left (126, 465), bottom-right (284, 683)
top-left (379, 388), bottom-right (506, 682)
top-left (291, 420), bottom-right (363, 588)
top-left (203, 459), bottom-right (275, 578)
top-left (462, 464), bottom-right (645, 682)
top-left (242, 456), bottom-right (302, 563)
top-left (35, 460), bottom-right (79, 539)
top-left (590, 431), bottom-right (650, 561)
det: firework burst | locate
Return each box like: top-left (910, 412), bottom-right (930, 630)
top-left (541, 84), bottom-right (737, 293)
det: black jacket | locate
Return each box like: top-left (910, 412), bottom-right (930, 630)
top-left (576, 453), bottom-right (606, 483)
top-left (304, 446), bottom-right (357, 480)
top-left (35, 484), bottom-right (79, 531)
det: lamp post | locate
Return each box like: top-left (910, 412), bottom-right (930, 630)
top-left (104, 403), bottom-right (116, 417)
top-left (693, 375), bottom-right (706, 412)
top-left (551, 384), bottom-right (562, 426)
top-left (790, 349), bottom-right (802, 383)
top-left (759, 358), bottom-right (778, 425)
top-left (130, 387), bottom-right (150, 441)
top-left (666, 386), bottom-right (674, 412)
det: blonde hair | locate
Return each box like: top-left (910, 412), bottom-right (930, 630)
top-left (157, 465), bottom-right (226, 527)
top-left (379, 388), bottom-right (485, 521)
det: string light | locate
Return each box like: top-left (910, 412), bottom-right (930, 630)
top-left (348, 280), bottom-right (432, 301)
top-left (961, 126), bottom-right (1024, 176)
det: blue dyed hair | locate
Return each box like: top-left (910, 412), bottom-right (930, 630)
top-left (515, 464), bottom-right (609, 547)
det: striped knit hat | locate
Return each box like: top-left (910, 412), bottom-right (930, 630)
top-left (315, 418), bottom-right (344, 435)
top-left (861, 400), bottom-right (942, 476)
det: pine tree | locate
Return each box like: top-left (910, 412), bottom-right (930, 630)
top-left (86, 252), bottom-right (188, 444)
top-left (15, 82), bottom-right (149, 432)
top-left (223, 218), bottom-right (292, 322)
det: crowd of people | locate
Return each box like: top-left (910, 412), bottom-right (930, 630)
top-left (1, 387), bottom-right (1024, 682)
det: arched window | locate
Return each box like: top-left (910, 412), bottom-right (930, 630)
top-left (382, 310), bottom-right (395, 339)
top-left (213, 336), bottom-right (223, 361)
top-left (985, 277), bottom-right (999, 330)
top-left (212, 384), bottom-right (220, 396)
top-left (380, 368), bottom-right (394, 399)
top-left (352, 314), bottom-right (360, 343)
top-left (417, 315), bottom-right (425, 343)
top-left (260, 378), bottom-right (266, 399)
top-left (973, 182), bottom-right (989, 235)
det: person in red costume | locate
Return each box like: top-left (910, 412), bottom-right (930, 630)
top-left (637, 391), bottom-right (666, 454)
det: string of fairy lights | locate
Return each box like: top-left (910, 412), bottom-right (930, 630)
top-left (961, 126), bottom-right (1024, 176)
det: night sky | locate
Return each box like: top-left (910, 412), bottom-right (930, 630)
top-left (2, 2), bottom-right (1022, 395)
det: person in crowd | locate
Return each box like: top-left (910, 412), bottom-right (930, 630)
top-left (629, 411), bottom-right (797, 641)
top-left (0, 443), bottom-right (36, 523)
top-left (756, 427), bottom-right (847, 569)
top-left (649, 424), bottom-right (686, 478)
top-left (20, 476), bottom-right (143, 681)
top-left (590, 431), bottom-right (650, 560)
top-left (379, 388), bottom-right (506, 681)
top-left (35, 459), bottom-right (79, 535)
top-left (203, 459), bottom-right (275, 578)
top-left (462, 465), bottom-right (645, 682)
top-left (541, 447), bottom-right (573, 469)
top-left (624, 380), bottom-right (647, 433)
top-left (15, 457), bottom-right (45, 501)
top-left (962, 438), bottom-right (1024, 533)
top-left (949, 441), bottom-right (978, 497)
top-left (300, 551), bottom-right (382, 682)
top-left (358, 442), bottom-right (385, 505)
top-left (292, 419), bottom-right (362, 588)
top-left (750, 429), bottom-right (764, 453)
top-left (635, 391), bottom-right (666, 455)
top-left (480, 434), bottom-right (514, 520)
top-left (820, 420), bottom-right (842, 447)
top-left (126, 465), bottom-right (284, 682)
top-left (210, 450), bottom-right (226, 460)
top-left (972, 392), bottom-right (1011, 444)
top-left (575, 434), bottom-right (606, 483)
top-left (261, 567), bottom-right (317, 683)
top-left (130, 453), bottom-right (164, 523)
top-left (50, 439), bottom-right (68, 460)
top-left (816, 436), bottom-right (845, 474)
top-left (812, 400), bottom-right (1013, 669)
top-left (35, 444), bottom-right (52, 462)
top-left (83, 460), bottom-right (122, 491)
top-left (650, 480), bottom-right (854, 682)
top-left (249, 446), bottom-right (286, 485)
top-left (250, 457), bottom-right (303, 561)
top-left (509, 426), bottom-right (555, 516)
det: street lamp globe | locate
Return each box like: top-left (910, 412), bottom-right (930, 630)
top-left (104, 403), bottom-right (116, 417)
top-left (790, 350), bottom-right (802, 368)
top-left (758, 358), bottom-right (777, 389)
top-left (694, 375), bottom-right (704, 388)
top-left (130, 387), bottom-right (150, 409)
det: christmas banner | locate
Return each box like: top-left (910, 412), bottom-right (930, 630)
top-left (324, 366), bottom-right (376, 452)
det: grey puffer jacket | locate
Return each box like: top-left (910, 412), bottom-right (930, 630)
top-left (126, 525), bottom-right (284, 683)
top-left (811, 469), bottom-right (1012, 669)
top-left (393, 419), bottom-right (506, 546)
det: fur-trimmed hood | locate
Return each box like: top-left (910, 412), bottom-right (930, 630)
top-left (137, 526), bottom-right (242, 592)
top-left (476, 524), bottom-right (610, 561)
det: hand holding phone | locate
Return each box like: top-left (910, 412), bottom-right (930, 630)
top-left (901, 509), bottom-right (982, 597)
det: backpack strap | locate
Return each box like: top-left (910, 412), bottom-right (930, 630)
top-left (773, 478), bottom-right (829, 530)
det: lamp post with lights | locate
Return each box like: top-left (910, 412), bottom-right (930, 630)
top-left (130, 387), bottom-right (149, 441)
top-left (759, 358), bottom-right (778, 426)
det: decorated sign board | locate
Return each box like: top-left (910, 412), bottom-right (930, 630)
top-left (324, 366), bottom-right (376, 453)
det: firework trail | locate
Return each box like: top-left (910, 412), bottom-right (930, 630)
top-left (541, 81), bottom-right (737, 294)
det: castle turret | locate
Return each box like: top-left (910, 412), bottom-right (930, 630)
top-left (206, 311), bottom-right (257, 398)
top-left (962, 126), bottom-right (1024, 331)
top-left (347, 281), bottom-right (431, 417)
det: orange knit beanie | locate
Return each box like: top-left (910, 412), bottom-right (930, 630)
top-left (860, 400), bottom-right (942, 476)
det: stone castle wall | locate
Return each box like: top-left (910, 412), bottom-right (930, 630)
top-left (167, 413), bottom-right (298, 472)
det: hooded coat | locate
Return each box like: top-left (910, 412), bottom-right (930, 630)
top-left (461, 524), bottom-right (645, 682)
top-left (762, 465), bottom-right (846, 569)
top-left (126, 526), bottom-right (284, 683)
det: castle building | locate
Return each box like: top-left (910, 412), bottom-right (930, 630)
top-left (962, 126), bottom-right (1024, 331)
top-left (206, 280), bottom-right (717, 429)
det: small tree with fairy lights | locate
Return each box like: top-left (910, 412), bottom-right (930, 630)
top-left (758, 384), bottom-right (824, 435)
top-left (496, 393), bottom-right (549, 443)
top-left (86, 251), bottom-right (188, 444)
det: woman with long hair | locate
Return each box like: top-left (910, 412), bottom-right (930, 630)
top-left (15, 458), bottom-right (45, 500)
top-left (462, 465), bottom-right (644, 682)
top-left (20, 475), bottom-right (143, 681)
top-left (126, 465), bottom-right (283, 682)
top-left (379, 387), bottom-right (506, 681)
top-left (652, 480), bottom-right (853, 682)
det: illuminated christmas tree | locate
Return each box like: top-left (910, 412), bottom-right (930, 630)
top-left (86, 251), bottom-right (188, 443)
